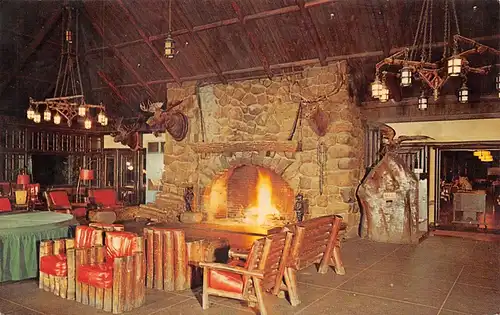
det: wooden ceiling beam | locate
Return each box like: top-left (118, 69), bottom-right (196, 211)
top-left (297, 0), bottom-right (328, 66)
top-left (97, 70), bottom-right (129, 103)
top-left (232, 1), bottom-right (273, 78)
top-left (83, 7), bottom-right (156, 99)
top-left (0, 8), bottom-right (62, 97)
top-left (85, 0), bottom-right (337, 55)
top-left (115, 0), bottom-right (181, 84)
top-left (174, 5), bottom-right (227, 84)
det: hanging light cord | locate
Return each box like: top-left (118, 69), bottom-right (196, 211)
top-left (168, 0), bottom-right (172, 33)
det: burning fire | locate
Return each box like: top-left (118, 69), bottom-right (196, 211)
top-left (243, 171), bottom-right (281, 225)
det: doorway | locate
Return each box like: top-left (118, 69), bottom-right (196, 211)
top-left (436, 148), bottom-right (500, 233)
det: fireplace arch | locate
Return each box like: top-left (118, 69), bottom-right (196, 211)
top-left (202, 164), bottom-right (296, 224)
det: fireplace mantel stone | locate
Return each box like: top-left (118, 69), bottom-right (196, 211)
top-left (192, 140), bottom-right (301, 153)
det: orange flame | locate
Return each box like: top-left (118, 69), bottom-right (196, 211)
top-left (244, 171), bottom-right (280, 225)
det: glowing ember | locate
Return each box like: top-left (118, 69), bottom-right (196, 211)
top-left (243, 171), bottom-right (281, 225)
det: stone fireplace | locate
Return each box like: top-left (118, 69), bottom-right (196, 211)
top-left (143, 61), bottom-right (365, 237)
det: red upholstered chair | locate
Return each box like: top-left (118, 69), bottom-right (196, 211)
top-left (39, 226), bottom-right (104, 299)
top-left (0, 182), bottom-right (11, 197)
top-left (88, 188), bottom-right (123, 211)
top-left (0, 197), bottom-right (12, 212)
top-left (45, 189), bottom-right (87, 218)
top-left (200, 231), bottom-right (293, 315)
top-left (76, 231), bottom-right (145, 313)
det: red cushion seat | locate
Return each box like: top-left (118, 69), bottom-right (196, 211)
top-left (208, 269), bottom-right (244, 294)
top-left (0, 197), bottom-right (12, 212)
top-left (40, 254), bottom-right (68, 277)
top-left (77, 263), bottom-right (114, 289)
top-left (72, 207), bottom-right (87, 218)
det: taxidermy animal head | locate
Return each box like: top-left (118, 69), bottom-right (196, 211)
top-left (110, 117), bottom-right (143, 151)
top-left (139, 97), bottom-right (190, 141)
top-left (376, 123), bottom-right (433, 156)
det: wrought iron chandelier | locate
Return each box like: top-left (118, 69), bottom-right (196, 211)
top-left (371, 0), bottom-right (500, 109)
top-left (27, 6), bottom-right (107, 129)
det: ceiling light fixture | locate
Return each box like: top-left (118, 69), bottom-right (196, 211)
top-left (28, 6), bottom-right (107, 128)
top-left (371, 0), bottom-right (500, 107)
top-left (164, 0), bottom-right (176, 59)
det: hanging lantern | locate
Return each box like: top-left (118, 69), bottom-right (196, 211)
top-left (53, 112), bottom-right (61, 125)
top-left (84, 117), bottom-right (92, 129)
top-left (97, 110), bottom-right (105, 124)
top-left (101, 116), bottom-right (108, 126)
top-left (379, 84), bottom-right (390, 102)
top-left (78, 105), bottom-right (86, 117)
top-left (458, 83), bottom-right (469, 103)
top-left (27, 105), bottom-right (35, 120)
top-left (33, 111), bottom-right (41, 123)
top-left (418, 92), bottom-right (428, 110)
top-left (43, 108), bottom-right (51, 121)
top-left (164, 34), bottom-right (175, 59)
top-left (447, 56), bottom-right (462, 76)
top-left (400, 67), bottom-right (412, 87)
top-left (65, 30), bottom-right (72, 43)
top-left (370, 78), bottom-right (383, 98)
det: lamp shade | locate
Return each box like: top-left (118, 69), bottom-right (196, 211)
top-left (79, 169), bottom-right (94, 180)
top-left (17, 174), bottom-right (30, 185)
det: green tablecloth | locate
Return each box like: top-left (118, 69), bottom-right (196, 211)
top-left (0, 212), bottom-right (73, 282)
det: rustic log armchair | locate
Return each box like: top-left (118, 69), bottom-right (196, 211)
top-left (76, 231), bottom-right (145, 314)
top-left (200, 231), bottom-right (293, 315)
top-left (39, 226), bottom-right (104, 299)
top-left (285, 215), bottom-right (344, 306)
top-left (45, 189), bottom-right (87, 218)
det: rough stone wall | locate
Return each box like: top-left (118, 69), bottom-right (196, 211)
top-left (151, 61), bottom-right (365, 236)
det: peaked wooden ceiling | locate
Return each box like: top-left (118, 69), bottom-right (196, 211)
top-left (0, 0), bottom-right (498, 120)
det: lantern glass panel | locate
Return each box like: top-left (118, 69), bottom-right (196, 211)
top-left (53, 113), bottom-right (61, 125)
top-left (78, 105), bottom-right (86, 117)
top-left (418, 96), bottom-right (428, 110)
top-left (496, 73), bottom-right (500, 91)
top-left (43, 109), bottom-right (51, 121)
top-left (459, 87), bottom-right (468, 103)
top-left (379, 87), bottom-right (389, 102)
top-left (400, 68), bottom-right (412, 87)
top-left (447, 57), bottom-right (462, 76)
top-left (371, 80), bottom-right (382, 98)
top-left (84, 118), bottom-right (92, 129)
top-left (33, 112), bottom-right (41, 123)
top-left (27, 106), bottom-right (35, 120)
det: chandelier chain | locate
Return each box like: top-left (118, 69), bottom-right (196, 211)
top-left (410, 0), bottom-right (427, 61)
top-left (451, 0), bottom-right (460, 35)
top-left (443, 0), bottom-right (449, 58)
top-left (420, 0), bottom-right (429, 62)
top-left (168, 0), bottom-right (172, 33)
top-left (428, 0), bottom-right (433, 62)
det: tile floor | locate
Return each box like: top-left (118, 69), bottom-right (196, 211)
top-left (0, 235), bottom-right (498, 315)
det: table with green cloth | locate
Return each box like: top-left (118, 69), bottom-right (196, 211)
top-left (0, 212), bottom-right (73, 282)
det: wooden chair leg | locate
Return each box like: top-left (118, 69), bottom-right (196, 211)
top-left (284, 268), bottom-right (300, 306)
top-left (332, 244), bottom-right (345, 275)
top-left (253, 278), bottom-right (267, 315)
top-left (202, 267), bottom-right (209, 310)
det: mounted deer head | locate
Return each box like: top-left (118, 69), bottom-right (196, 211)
top-left (110, 117), bottom-right (143, 151)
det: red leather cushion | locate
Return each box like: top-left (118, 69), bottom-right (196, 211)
top-left (40, 254), bottom-right (67, 277)
top-left (0, 197), bottom-right (11, 212)
top-left (75, 226), bottom-right (99, 248)
top-left (91, 189), bottom-right (117, 206)
top-left (105, 232), bottom-right (136, 264)
top-left (49, 191), bottom-right (71, 207)
top-left (208, 269), bottom-right (243, 294)
top-left (78, 263), bottom-right (113, 289)
top-left (72, 207), bottom-right (87, 218)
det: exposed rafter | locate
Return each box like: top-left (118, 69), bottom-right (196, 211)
top-left (0, 8), bottom-right (62, 97)
top-left (174, 4), bottom-right (227, 84)
top-left (115, 0), bottom-right (181, 84)
top-left (231, 1), bottom-right (273, 78)
top-left (83, 6), bottom-right (156, 99)
top-left (85, 0), bottom-right (337, 55)
top-left (297, 0), bottom-right (328, 66)
top-left (97, 70), bottom-right (129, 104)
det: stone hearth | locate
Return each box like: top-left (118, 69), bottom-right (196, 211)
top-left (143, 61), bottom-right (365, 237)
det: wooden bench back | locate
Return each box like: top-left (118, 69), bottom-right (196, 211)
top-left (287, 215), bottom-right (342, 270)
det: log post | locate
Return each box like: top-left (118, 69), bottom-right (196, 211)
top-left (318, 217), bottom-right (340, 274)
top-left (88, 247), bottom-right (98, 307)
top-left (75, 248), bottom-right (86, 303)
top-left (124, 256), bottom-right (134, 312)
top-left (112, 257), bottom-right (125, 314)
top-left (43, 241), bottom-right (54, 292)
top-left (52, 240), bottom-right (64, 297)
top-left (95, 247), bottom-right (106, 310)
top-left (173, 230), bottom-right (188, 290)
top-left (153, 230), bottom-right (163, 290)
top-left (133, 252), bottom-right (145, 308)
top-left (145, 228), bottom-right (154, 289)
top-left (39, 241), bottom-right (51, 290)
top-left (163, 230), bottom-right (175, 291)
top-left (66, 248), bottom-right (76, 300)
top-left (81, 248), bottom-right (91, 305)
